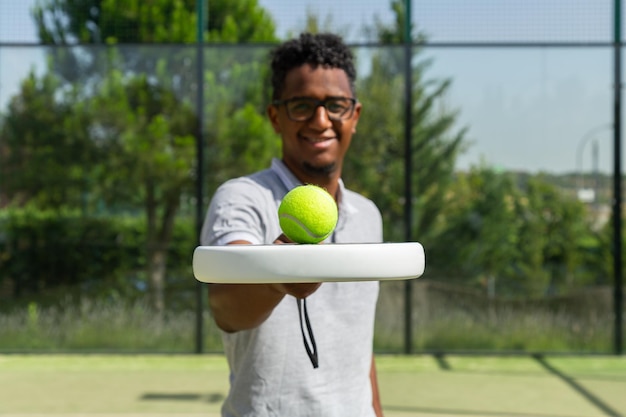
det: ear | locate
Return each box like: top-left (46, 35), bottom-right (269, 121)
top-left (351, 101), bottom-right (362, 134)
top-left (267, 104), bottom-right (281, 134)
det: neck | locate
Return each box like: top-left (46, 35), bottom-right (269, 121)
top-left (283, 159), bottom-right (341, 201)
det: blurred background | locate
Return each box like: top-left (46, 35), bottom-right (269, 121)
top-left (0, 0), bottom-right (624, 355)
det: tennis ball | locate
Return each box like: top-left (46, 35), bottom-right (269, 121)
top-left (278, 185), bottom-right (338, 244)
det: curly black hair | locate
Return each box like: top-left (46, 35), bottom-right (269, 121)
top-left (269, 32), bottom-right (357, 100)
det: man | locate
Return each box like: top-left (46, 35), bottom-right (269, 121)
top-left (201, 32), bottom-right (384, 417)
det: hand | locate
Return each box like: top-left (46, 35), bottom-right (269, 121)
top-left (271, 234), bottom-right (322, 298)
top-left (274, 233), bottom-right (293, 244)
top-left (269, 282), bottom-right (322, 299)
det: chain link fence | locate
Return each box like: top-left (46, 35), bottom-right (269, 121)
top-left (0, 0), bottom-right (623, 354)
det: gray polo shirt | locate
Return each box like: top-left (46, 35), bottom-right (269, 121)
top-left (201, 158), bottom-right (383, 417)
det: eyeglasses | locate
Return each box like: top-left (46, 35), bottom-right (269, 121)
top-left (272, 97), bottom-right (357, 122)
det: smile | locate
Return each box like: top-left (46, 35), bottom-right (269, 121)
top-left (301, 134), bottom-right (336, 144)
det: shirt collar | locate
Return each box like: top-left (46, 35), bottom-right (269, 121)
top-left (271, 158), bottom-right (300, 191)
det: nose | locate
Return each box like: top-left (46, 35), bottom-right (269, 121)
top-left (308, 104), bottom-right (333, 129)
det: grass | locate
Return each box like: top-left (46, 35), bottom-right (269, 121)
top-left (1, 354), bottom-right (625, 417)
top-left (1, 282), bottom-right (619, 353)
top-left (0, 298), bottom-right (223, 352)
top-left (374, 281), bottom-right (618, 353)
top-left (378, 354), bottom-right (626, 417)
top-left (0, 354), bottom-right (228, 416)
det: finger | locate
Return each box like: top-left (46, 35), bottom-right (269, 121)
top-left (274, 233), bottom-right (293, 244)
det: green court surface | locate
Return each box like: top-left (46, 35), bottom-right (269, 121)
top-left (1, 354), bottom-right (625, 417)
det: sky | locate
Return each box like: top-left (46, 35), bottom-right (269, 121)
top-left (0, 0), bottom-right (621, 175)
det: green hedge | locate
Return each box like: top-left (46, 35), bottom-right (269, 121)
top-left (0, 206), bottom-right (196, 306)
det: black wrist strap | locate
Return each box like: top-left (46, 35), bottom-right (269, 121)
top-left (297, 298), bottom-right (319, 369)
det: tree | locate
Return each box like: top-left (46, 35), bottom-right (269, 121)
top-left (32, 0), bottom-right (278, 87)
top-left (347, 0), bottom-right (467, 244)
top-left (19, 0), bottom-right (279, 311)
top-left (521, 175), bottom-right (593, 294)
top-left (202, 56), bottom-right (279, 193)
top-left (0, 71), bottom-right (98, 210)
top-left (34, 0), bottom-right (276, 44)
top-left (428, 168), bottom-right (594, 297)
top-left (429, 167), bottom-right (524, 294)
top-left (206, 0), bottom-right (276, 42)
top-left (87, 71), bottom-right (197, 312)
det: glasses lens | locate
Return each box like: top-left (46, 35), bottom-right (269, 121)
top-left (285, 99), bottom-right (315, 121)
top-left (325, 98), bottom-right (353, 119)
top-left (285, 98), bottom-right (354, 121)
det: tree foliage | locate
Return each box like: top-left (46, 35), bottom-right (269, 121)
top-left (32, 0), bottom-right (277, 89)
top-left (0, 71), bottom-right (97, 209)
top-left (0, 0), bottom-right (609, 308)
top-left (8, 0), bottom-right (279, 311)
top-left (203, 54), bottom-right (278, 192)
top-left (206, 0), bottom-right (277, 42)
top-left (86, 70), bottom-right (197, 311)
top-left (33, 0), bottom-right (276, 44)
top-left (347, 0), bottom-right (466, 244)
top-left (428, 167), bottom-right (596, 296)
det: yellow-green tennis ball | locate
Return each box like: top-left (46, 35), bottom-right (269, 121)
top-left (278, 185), bottom-right (338, 244)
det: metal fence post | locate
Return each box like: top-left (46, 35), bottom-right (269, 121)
top-left (195, 0), bottom-right (207, 354)
top-left (403, 0), bottom-right (414, 355)
top-left (613, 0), bottom-right (624, 356)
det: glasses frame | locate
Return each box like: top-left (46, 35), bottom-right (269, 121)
top-left (272, 97), bottom-right (357, 122)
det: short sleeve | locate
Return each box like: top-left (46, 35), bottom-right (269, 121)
top-left (200, 179), bottom-right (268, 246)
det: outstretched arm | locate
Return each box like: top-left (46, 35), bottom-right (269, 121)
top-left (208, 239), bottom-right (321, 333)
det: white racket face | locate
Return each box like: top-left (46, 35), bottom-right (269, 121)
top-left (193, 242), bottom-right (425, 283)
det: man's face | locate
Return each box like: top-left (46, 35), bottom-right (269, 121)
top-left (268, 64), bottom-right (361, 182)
